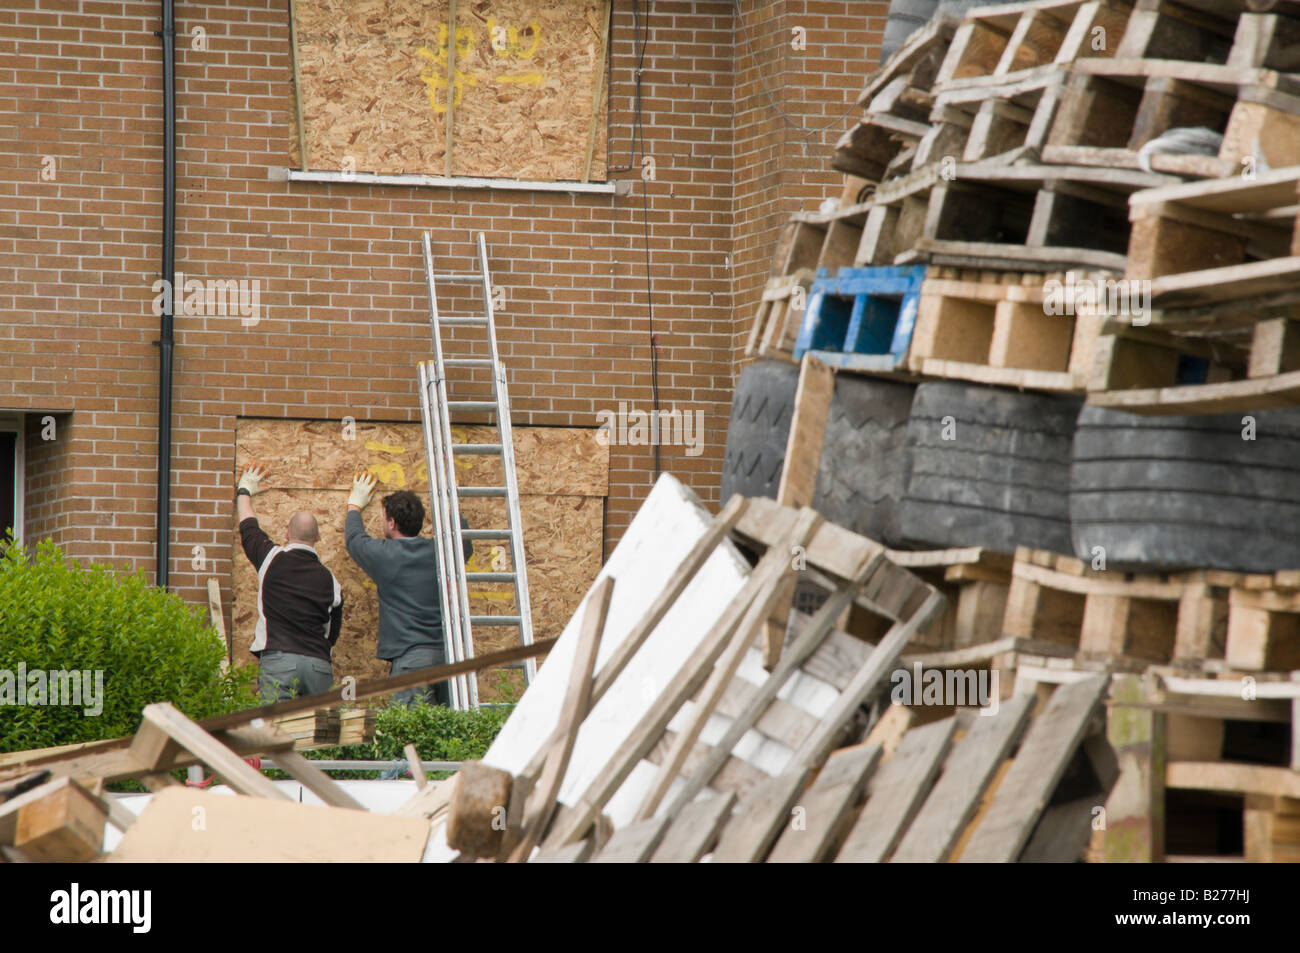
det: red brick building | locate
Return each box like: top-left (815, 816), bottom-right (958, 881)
top-left (1, 0), bottom-right (885, 624)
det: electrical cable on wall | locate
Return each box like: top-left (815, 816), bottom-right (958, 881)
top-left (731, 0), bottom-right (864, 164)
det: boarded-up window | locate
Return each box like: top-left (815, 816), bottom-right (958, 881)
top-left (290, 0), bottom-right (610, 181)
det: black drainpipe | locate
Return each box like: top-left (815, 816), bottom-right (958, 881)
top-left (155, 0), bottom-right (176, 589)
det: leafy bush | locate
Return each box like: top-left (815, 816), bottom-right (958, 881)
top-left (296, 701), bottom-right (513, 779)
top-left (0, 535), bottom-right (258, 753)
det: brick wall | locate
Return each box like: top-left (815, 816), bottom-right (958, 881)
top-left (0, 0), bottom-right (883, 624)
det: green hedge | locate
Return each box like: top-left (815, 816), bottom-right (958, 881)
top-left (0, 535), bottom-right (259, 753)
top-left (294, 701), bottom-right (513, 780)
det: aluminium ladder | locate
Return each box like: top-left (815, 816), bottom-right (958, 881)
top-left (417, 231), bottom-right (535, 710)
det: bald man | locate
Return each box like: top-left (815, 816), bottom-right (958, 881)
top-left (236, 464), bottom-right (344, 701)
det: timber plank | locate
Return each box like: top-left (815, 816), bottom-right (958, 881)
top-left (650, 792), bottom-right (737, 863)
top-left (889, 693), bottom-right (1036, 862)
top-left (835, 718), bottom-right (957, 863)
top-left (959, 674), bottom-right (1110, 862)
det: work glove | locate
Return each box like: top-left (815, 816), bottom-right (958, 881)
top-left (237, 463), bottom-right (268, 495)
top-left (348, 472), bottom-right (377, 510)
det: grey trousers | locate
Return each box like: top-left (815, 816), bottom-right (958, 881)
top-left (389, 644), bottom-right (450, 707)
top-left (259, 651), bottom-right (334, 702)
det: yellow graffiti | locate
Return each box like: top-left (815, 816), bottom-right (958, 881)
top-left (416, 20), bottom-right (546, 117)
top-left (495, 72), bottom-right (544, 85)
top-left (417, 27), bottom-right (478, 114)
top-left (368, 462), bottom-right (406, 487)
top-left (365, 441), bottom-right (407, 454)
top-left (468, 590), bottom-right (515, 604)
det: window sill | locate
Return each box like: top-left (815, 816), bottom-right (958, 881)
top-left (274, 167), bottom-right (625, 195)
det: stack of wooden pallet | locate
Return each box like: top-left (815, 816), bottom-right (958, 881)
top-left (751, 0), bottom-right (1300, 406)
top-left (418, 478), bottom-right (1123, 864)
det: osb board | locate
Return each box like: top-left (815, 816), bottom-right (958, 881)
top-left (291, 0), bottom-right (609, 181)
top-left (232, 420), bottom-right (607, 699)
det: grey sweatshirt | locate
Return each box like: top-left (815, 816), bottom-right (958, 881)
top-left (344, 509), bottom-right (472, 661)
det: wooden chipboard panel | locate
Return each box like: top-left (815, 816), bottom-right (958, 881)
top-left (291, 0), bottom-right (609, 180)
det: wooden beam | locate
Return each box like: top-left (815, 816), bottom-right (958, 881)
top-left (274, 749), bottom-right (367, 811)
top-left (764, 354), bottom-right (836, 669)
top-left (131, 703), bottom-right (289, 801)
top-left (287, 0), bottom-right (309, 171)
top-left (581, 0), bottom-right (613, 182)
top-left (659, 557), bottom-right (879, 819)
top-left (404, 744), bottom-right (427, 790)
top-left (207, 578), bottom-right (230, 669)
top-left (444, 0), bottom-right (457, 177)
top-left (511, 576), bottom-right (614, 861)
top-left (791, 591), bottom-right (947, 772)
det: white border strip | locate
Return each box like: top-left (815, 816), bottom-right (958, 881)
top-left (280, 168), bottom-right (621, 194)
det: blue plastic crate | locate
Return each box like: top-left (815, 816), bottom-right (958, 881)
top-left (792, 265), bottom-right (927, 374)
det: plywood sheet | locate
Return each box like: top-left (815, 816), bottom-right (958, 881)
top-left (232, 420), bottom-right (606, 696)
top-left (292, 0), bottom-right (609, 181)
top-left (107, 787), bottom-right (429, 862)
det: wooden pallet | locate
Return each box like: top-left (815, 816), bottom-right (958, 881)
top-left (1087, 167), bottom-right (1300, 412)
top-left (1003, 547), bottom-right (1244, 667)
top-left (1045, 56), bottom-right (1300, 171)
top-left (906, 267), bottom-right (1105, 392)
top-left (858, 159), bottom-right (1162, 272)
top-left (934, 0), bottom-right (1132, 96)
top-left (834, 17), bottom-right (957, 181)
top-left (541, 672), bottom-right (1116, 863)
top-left (745, 269), bottom-right (815, 363)
top-left (1101, 669), bottom-right (1300, 862)
top-left (885, 547), bottom-right (1015, 651)
top-left (790, 264), bottom-right (927, 374)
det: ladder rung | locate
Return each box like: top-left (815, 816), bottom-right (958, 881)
top-left (452, 444), bottom-right (503, 454)
top-left (438, 316), bottom-right (488, 326)
top-left (466, 572), bottom-right (517, 582)
top-left (432, 272), bottom-right (482, 283)
top-left (444, 358), bottom-right (493, 368)
top-left (462, 529), bottom-right (513, 540)
top-left (471, 615), bottom-right (522, 626)
top-left (448, 401), bottom-right (498, 412)
top-left (459, 486), bottom-right (507, 497)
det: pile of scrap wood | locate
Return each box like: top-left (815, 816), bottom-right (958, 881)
top-left (0, 474), bottom-right (1121, 862)
top-left (753, 0), bottom-right (1300, 400)
top-left (410, 475), bottom-right (1121, 863)
top-left (731, 0), bottom-right (1300, 863)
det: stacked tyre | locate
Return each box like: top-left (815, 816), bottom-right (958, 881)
top-left (720, 360), bottom-right (913, 545)
top-left (1070, 405), bottom-right (1300, 573)
top-left (897, 382), bottom-right (1081, 555)
top-left (721, 364), bottom-right (1082, 555)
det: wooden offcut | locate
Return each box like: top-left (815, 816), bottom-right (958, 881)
top-left (108, 787), bottom-right (430, 863)
top-left (446, 761), bottom-right (514, 858)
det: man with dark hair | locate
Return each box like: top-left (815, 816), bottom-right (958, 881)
top-left (235, 463), bottom-right (343, 701)
top-left (344, 473), bottom-right (472, 706)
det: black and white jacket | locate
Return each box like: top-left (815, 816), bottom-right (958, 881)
top-left (240, 517), bottom-right (343, 661)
